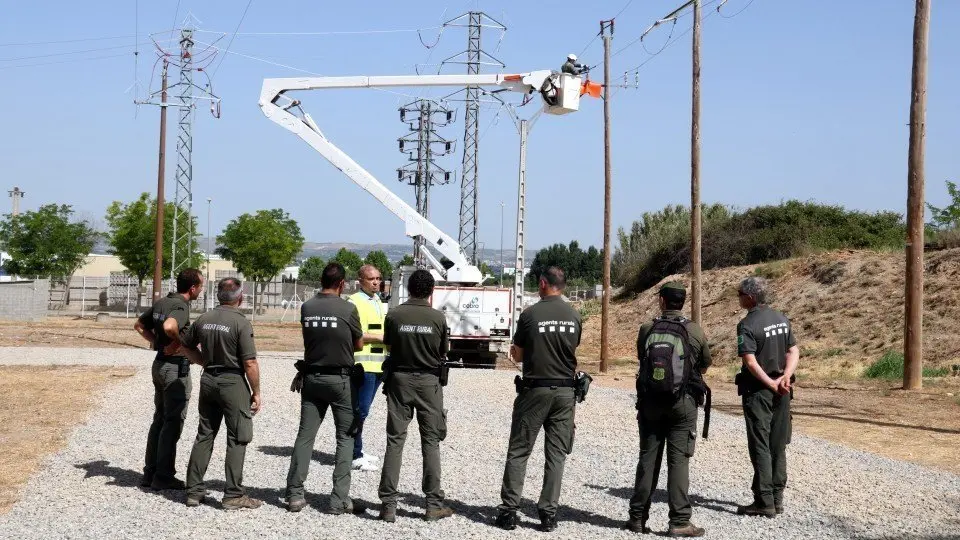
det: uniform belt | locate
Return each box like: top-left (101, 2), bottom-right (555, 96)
top-left (158, 355), bottom-right (186, 364)
top-left (392, 366), bottom-right (440, 374)
top-left (305, 365), bottom-right (354, 376)
top-left (521, 378), bottom-right (575, 388)
top-left (204, 366), bottom-right (245, 376)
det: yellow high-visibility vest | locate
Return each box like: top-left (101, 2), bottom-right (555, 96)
top-left (348, 291), bottom-right (388, 373)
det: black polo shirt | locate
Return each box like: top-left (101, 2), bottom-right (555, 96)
top-left (513, 295), bottom-right (581, 380)
top-left (301, 292), bottom-right (363, 368)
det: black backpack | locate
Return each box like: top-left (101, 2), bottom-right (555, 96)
top-left (637, 317), bottom-right (695, 402)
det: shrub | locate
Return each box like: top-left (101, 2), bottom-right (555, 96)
top-left (615, 201), bottom-right (905, 296)
top-left (864, 350), bottom-right (949, 379)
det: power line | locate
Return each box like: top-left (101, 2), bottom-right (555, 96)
top-left (718, 0), bottom-right (757, 18)
top-left (618, 0), bottom-right (722, 74)
top-left (168, 0), bottom-right (182, 42)
top-left (0, 40), bottom-right (157, 62)
top-left (0, 52), bottom-right (130, 71)
top-left (613, 0), bottom-right (636, 19)
top-left (0, 34), bottom-right (137, 47)
top-left (210, 0), bottom-right (256, 80)
top-left (194, 26), bottom-right (443, 37)
top-left (573, 0), bottom-right (635, 64)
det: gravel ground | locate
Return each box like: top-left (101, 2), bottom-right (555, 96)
top-left (1, 347), bottom-right (959, 540)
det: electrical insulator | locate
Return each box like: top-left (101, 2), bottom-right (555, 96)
top-left (400, 109), bottom-right (406, 121)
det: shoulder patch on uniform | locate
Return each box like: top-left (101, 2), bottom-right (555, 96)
top-left (737, 334), bottom-right (745, 346)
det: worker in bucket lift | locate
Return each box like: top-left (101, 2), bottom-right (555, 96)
top-left (561, 54), bottom-right (588, 76)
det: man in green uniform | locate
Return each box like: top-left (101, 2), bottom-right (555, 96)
top-left (377, 269), bottom-right (452, 523)
top-left (134, 268), bottom-right (204, 490)
top-left (626, 281), bottom-right (711, 537)
top-left (496, 266), bottom-right (581, 533)
top-left (734, 276), bottom-right (800, 518)
top-left (285, 262), bottom-right (365, 514)
top-left (178, 277), bottom-right (262, 510)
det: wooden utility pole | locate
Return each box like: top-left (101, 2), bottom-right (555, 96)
top-left (600, 19), bottom-right (614, 374)
top-left (152, 60), bottom-right (168, 303)
top-left (904, 0), bottom-right (930, 390)
top-left (690, 0), bottom-right (703, 324)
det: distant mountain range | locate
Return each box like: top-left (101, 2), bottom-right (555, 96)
top-left (92, 239), bottom-right (534, 269)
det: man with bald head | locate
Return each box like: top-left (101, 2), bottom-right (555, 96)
top-left (348, 263), bottom-right (389, 471)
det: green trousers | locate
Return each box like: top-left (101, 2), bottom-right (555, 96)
top-left (144, 357), bottom-right (191, 481)
top-left (285, 373), bottom-right (356, 510)
top-left (378, 372), bottom-right (447, 510)
top-left (742, 389), bottom-right (791, 508)
top-left (629, 394), bottom-right (699, 526)
top-left (498, 386), bottom-right (576, 518)
top-left (186, 372), bottom-right (253, 499)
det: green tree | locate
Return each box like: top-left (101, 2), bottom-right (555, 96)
top-left (927, 180), bottom-right (960, 230)
top-left (0, 204), bottom-right (98, 303)
top-left (526, 240), bottom-right (603, 287)
top-left (216, 209), bottom-right (304, 313)
top-left (298, 256), bottom-right (325, 284)
top-left (104, 192), bottom-right (202, 310)
top-left (480, 261), bottom-right (493, 276)
top-left (330, 248), bottom-right (363, 279)
top-left (364, 250), bottom-right (393, 280)
top-left (397, 254), bottom-right (415, 268)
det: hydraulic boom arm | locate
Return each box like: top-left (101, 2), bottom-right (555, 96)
top-left (259, 71), bottom-right (581, 284)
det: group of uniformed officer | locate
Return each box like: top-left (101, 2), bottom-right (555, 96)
top-left (625, 276), bottom-right (799, 537)
top-left (133, 265), bottom-right (799, 537)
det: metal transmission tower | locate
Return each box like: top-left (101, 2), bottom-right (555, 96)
top-left (171, 28), bottom-right (195, 280)
top-left (137, 22), bottom-right (220, 297)
top-left (397, 100), bottom-right (455, 265)
top-left (441, 12), bottom-right (506, 264)
top-left (8, 187), bottom-right (24, 216)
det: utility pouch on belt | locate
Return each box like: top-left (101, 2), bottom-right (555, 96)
top-left (178, 359), bottom-right (190, 378)
top-left (351, 363), bottom-right (365, 388)
top-left (439, 364), bottom-right (450, 387)
top-left (574, 371), bottom-right (593, 403)
top-left (514, 374), bottom-right (523, 394)
top-left (380, 356), bottom-right (394, 396)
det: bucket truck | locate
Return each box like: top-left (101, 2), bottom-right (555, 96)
top-left (259, 70), bottom-right (584, 365)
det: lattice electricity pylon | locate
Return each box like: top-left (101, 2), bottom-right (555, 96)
top-left (439, 11), bottom-right (507, 265)
top-left (397, 99), bottom-right (456, 265)
top-left (137, 21), bottom-right (221, 285)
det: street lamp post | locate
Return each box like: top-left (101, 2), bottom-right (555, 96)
top-left (206, 197), bottom-right (212, 311)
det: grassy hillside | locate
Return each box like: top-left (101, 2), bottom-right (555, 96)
top-left (581, 248), bottom-right (960, 379)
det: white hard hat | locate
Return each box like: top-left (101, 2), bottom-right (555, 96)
top-left (567, 53), bottom-right (577, 61)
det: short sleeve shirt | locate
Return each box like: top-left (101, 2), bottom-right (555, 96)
top-left (138, 292), bottom-right (190, 357)
top-left (737, 305), bottom-right (796, 376)
top-left (301, 292), bottom-right (363, 368)
top-left (513, 295), bottom-right (581, 380)
top-left (181, 305), bottom-right (256, 369)
top-left (383, 298), bottom-right (448, 371)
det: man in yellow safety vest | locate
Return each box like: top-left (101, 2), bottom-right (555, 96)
top-left (348, 264), bottom-right (389, 471)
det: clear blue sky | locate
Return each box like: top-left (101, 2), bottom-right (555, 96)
top-left (2, 0), bottom-right (958, 252)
